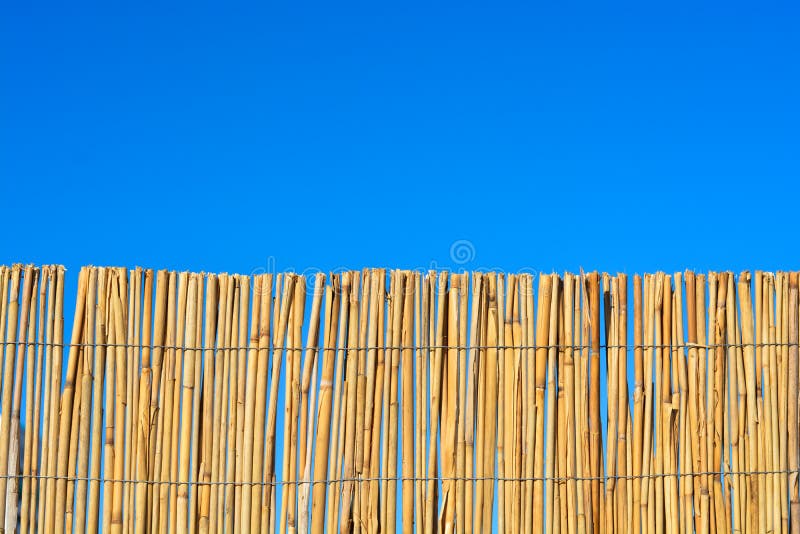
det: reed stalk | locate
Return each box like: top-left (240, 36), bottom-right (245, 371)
top-left (0, 264), bottom-right (796, 533)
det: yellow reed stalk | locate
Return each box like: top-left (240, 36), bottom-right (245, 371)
top-left (102, 285), bottom-right (117, 533)
top-left (311, 275), bottom-right (341, 533)
top-left (383, 271), bottom-right (402, 533)
top-left (87, 267), bottom-right (108, 533)
top-left (738, 272), bottom-right (761, 534)
top-left (15, 266), bottom-right (37, 534)
top-left (523, 273), bottom-right (536, 533)
top-left (532, 273), bottom-right (552, 533)
top-left (124, 268), bottom-right (141, 534)
top-left (197, 273), bottom-right (218, 534)
top-left (399, 271), bottom-right (415, 532)
top-left (0, 265), bottom-right (22, 532)
top-left (175, 274), bottom-right (199, 531)
top-left (110, 270), bottom-right (129, 534)
top-left (544, 273), bottom-right (560, 534)
top-left (482, 274), bottom-right (499, 530)
top-left (207, 273), bottom-right (226, 533)
top-left (787, 272), bottom-right (799, 532)
top-left (237, 273), bottom-right (262, 533)
top-left (53, 266), bottom-right (89, 533)
top-left (778, 272), bottom-right (790, 533)
top-left (413, 272), bottom-right (426, 534)
top-left (251, 274), bottom-right (275, 531)
top-left (604, 274), bottom-right (618, 534)
top-left (25, 267), bottom-right (47, 532)
top-left (369, 270), bottom-right (388, 533)
top-left (215, 275), bottom-right (232, 534)
top-left (298, 273), bottom-right (325, 533)
top-left (283, 276), bottom-right (306, 533)
top-left (326, 273), bottom-right (350, 533)
top-left (263, 275), bottom-right (296, 528)
top-left (501, 274), bottom-right (515, 534)
top-left (37, 266), bottom-right (57, 531)
top-left (423, 271), bottom-right (448, 533)
top-left (617, 274), bottom-right (629, 534)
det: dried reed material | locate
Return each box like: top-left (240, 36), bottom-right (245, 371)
top-left (0, 264), bottom-right (797, 533)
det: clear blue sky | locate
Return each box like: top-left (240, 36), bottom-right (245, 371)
top-left (2, 0), bottom-right (798, 275)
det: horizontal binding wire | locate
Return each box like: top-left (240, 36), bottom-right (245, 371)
top-left (0, 340), bottom-right (798, 351)
top-left (2, 469), bottom-right (798, 487)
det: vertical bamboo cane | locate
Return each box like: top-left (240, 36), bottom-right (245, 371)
top-left (483, 274), bottom-right (500, 531)
top-left (326, 273), bottom-right (349, 534)
top-left (521, 273), bottom-right (533, 533)
top-left (413, 272), bottom-right (426, 534)
top-left (147, 270), bottom-right (169, 533)
top-left (787, 272), bottom-right (799, 532)
top-left (778, 272), bottom-right (790, 534)
top-left (354, 270), bottom-right (369, 530)
top-left (604, 274), bottom-right (618, 534)
top-left (545, 274), bottom-right (560, 534)
top-left (251, 274), bottom-right (276, 530)
top-left (465, 274), bottom-right (483, 534)
top-left (617, 274), bottom-right (629, 534)
top-left (88, 268), bottom-right (109, 533)
top-left (474, 273), bottom-right (489, 533)
top-left (44, 266), bottom-right (65, 534)
top-left (263, 275), bottom-right (296, 529)
top-left (14, 266), bottom-right (37, 534)
top-left (110, 271), bottom-right (129, 534)
top-left (284, 276), bottom-right (306, 533)
top-left (208, 273), bottom-right (226, 534)
top-left (124, 268), bottom-right (141, 534)
top-left (563, 274), bottom-right (579, 534)
top-left (175, 274), bottom-right (199, 531)
top-left (367, 270), bottom-right (387, 533)
top-left (588, 272), bottom-right (602, 533)
top-left (197, 274), bottom-right (217, 534)
top-left (216, 275), bottom-right (232, 533)
top-left (0, 265), bottom-right (22, 533)
top-left (384, 271), bottom-right (402, 533)
top-left (502, 274), bottom-right (516, 534)
top-left (238, 273), bottom-right (263, 534)
top-left (738, 272), bottom-right (761, 534)
top-left (298, 273), bottom-right (325, 533)
top-left (456, 275), bottom-right (468, 534)
top-left (336, 272), bottom-right (361, 533)
top-left (767, 274), bottom-right (781, 534)
top-left (311, 275), bottom-right (341, 534)
top-left (36, 266), bottom-right (57, 532)
top-left (24, 267), bottom-right (46, 533)
top-left (135, 268), bottom-right (154, 534)
top-left (73, 267), bottom-right (97, 534)
top-left (231, 275), bottom-right (247, 533)
top-left (401, 271), bottom-right (416, 532)
top-left (640, 275), bottom-right (655, 533)
top-left (54, 267), bottom-right (89, 534)
top-left (532, 273), bottom-right (552, 533)
top-left (103, 288), bottom-right (117, 534)
top-left (713, 273), bottom-right (728, 534)
top-left (424, 272), bottom-right (447, 533)
top-left (632, 274), bottom-right (644, 534)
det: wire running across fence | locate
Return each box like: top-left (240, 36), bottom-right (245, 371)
top-left (0, 264), bottom-right (799, 533)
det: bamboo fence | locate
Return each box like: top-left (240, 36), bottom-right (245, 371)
top-left (0, 264), bottom-right (799, 533)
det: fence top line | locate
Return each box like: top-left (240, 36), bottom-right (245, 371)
top-left (0, 264), bottom-right (795, 281)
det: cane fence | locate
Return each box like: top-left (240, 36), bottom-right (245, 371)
top-left (0, 265), bottom-right (798, 533)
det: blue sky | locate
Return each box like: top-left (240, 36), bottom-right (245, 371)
top-left (2, 1), bottom-right (798, 276)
